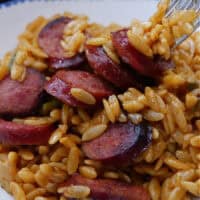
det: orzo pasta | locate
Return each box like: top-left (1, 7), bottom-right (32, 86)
top-left (0, 0), bottom-right (200, 200)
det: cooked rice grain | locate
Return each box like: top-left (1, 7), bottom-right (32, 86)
top-left (59, 185), bottom-right (90, 199)
top-left (17, 168), bottom-right (35, 183)
top-left (82, 124), bottom-right (107, 142)
top-left (10, 182), bottom-right (26, 200)
top-left (71, 88), bottom-right (96, 105)
top-left (67, 147), bottom-right (80, 175)
top-left (49, 125), bottom-right (67, 145)
top-left (26, 188), bottom-right (46, 200)
top-left (79, 166), bottom-right (97, 179)
top-left (148, 178), bottom-right (161, 200)
top-left (127, 30), bottom-right (153, 57)
top-left (86, 37), bottom-right (108, 46)
top-left (103, 43), bottom-right (120, 64)
top-left (103, 171), bottom-right (120, 179)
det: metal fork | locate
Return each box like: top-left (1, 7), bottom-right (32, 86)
top-left (163, 0), bottom-right (200, 47)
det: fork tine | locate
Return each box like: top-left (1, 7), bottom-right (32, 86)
top-left (196, 8), bottom-right (200, 12)
top-left (186, 0), bottom-right (196, 10)
top-left (175, 16), bottom-right (200, 48)
top-left (196, 5), bottom-right (200, 12)
top-left (177, 0), bottom-right (193, 10)
top-left (194, 0), bottom-right (200, 12)
top-left (164, 0), bottom-right (200, 48)
top-left (165, 0), bottom-right (181, 17)
top-left (165, 0), bottom-right (197, 18)
top-left (194, 0), bottom-right (200, 11)
top-left (194, 17), bottom-right (200, 29)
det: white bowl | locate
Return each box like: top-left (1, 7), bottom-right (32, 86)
top-left (2, 1), bottom-right (196, 200)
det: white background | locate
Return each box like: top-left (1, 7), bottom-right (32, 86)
top-left (0, 0), bottom-right (157, 58)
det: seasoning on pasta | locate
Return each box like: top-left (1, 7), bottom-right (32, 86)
top-left (0, 1), bottom-right (200, 199)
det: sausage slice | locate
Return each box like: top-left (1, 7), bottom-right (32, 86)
top-left (85, 45), bottom-right (144, 90)
top-left (82, 122), bottom-right (152, 164)
top-left (59, 174), bottom-right (150, 200)
top-left (0, 119), bottom-right (54, 145)
top-left (44, 70), bottom-right (114, 108)
top-left (48, 54), bottom-right (85, 70)
top-left (0, 68), bottom-right (45, 116)
top-left (111, 29), bottom-right (173, 78)
top-left (38, 17), bottom-right (85, 69)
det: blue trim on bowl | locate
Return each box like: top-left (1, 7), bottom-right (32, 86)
top-left (0, 0), bottom-right (51, 9)
top-left (0, 0), bottom-right (31, 9)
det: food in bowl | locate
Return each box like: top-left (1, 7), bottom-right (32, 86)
top-left (0, 0), bottom-right (200, 199)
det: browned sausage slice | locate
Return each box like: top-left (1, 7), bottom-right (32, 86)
top-left (44, 70), bottom-right (114, 108)
top-left (44, 76), bottom-right (86, 108)
top-left (0, 119), bottom-right (54, 145)
top-left (111, 29), bottom-right (174, 78)
top-left (48, 54), bottom-right (85, 70)
top-left (85, 45), bottom-right (144, 90)
top-left (59, 174), bottom-right (150, 200)
top-left (82, 122), bottom-right (152, 164)
top-left (0, 68), bottom-right (45, 116)
top-left (38, 17), bottom-right (85, 69)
